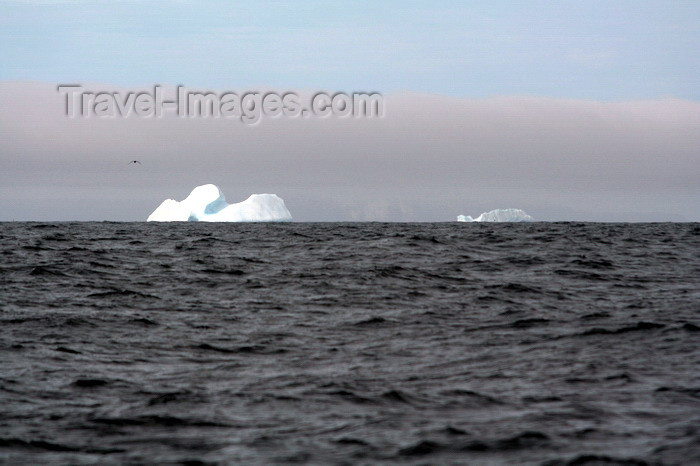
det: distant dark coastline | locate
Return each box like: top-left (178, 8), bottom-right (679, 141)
top-left (3, 220), bottom-right (700, 224)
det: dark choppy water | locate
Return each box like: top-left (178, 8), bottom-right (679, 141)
top-left (1, 222), bottom-right (699, 465)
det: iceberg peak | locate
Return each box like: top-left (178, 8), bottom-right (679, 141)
top-left (457, 208), bottom-right (534, 222)
top-left (147, 184), bottom-right (292, 222)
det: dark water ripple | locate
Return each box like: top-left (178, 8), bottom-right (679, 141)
top-left (1, 222), bottom-right (699, 465)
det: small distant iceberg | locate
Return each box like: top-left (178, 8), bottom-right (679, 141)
top-left (147, 184), bottom-right (292, 222)
top-left (457, 208), bottom-right (534, 222)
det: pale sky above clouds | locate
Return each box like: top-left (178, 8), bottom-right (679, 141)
top-left (0, 1), bottom-right (698, 221)
top-left (1, 0), bottom-right (698, 99)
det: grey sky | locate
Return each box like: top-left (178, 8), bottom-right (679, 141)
top-left (2, 1), bottom-right (698, 100)
top-left (2, 2), bottom-right (698, 221)
top-left (1, 82), bottom-right (698, 221)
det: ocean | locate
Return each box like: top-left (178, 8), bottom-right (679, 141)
top-left (1, 222), bottom-right (699, 465)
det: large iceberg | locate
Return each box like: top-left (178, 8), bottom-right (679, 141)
top-left (147, 184), bottom-right (292, 222)
top-left (457, 208), bottom-right (534, 222)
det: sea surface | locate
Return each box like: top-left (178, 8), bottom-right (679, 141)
top-left (1, 222), bottom-right (699, 465)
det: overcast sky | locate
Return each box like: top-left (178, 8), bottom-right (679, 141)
top-left (0, 1), bottom-right (698, 221)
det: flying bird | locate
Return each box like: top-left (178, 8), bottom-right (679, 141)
top-left (128, 160), bottom-right (141, 165)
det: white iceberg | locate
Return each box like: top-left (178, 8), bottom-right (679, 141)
top-left (457, 208), bottom-right (534, 222)
top-left (147, 184), bottom-right (292, 222)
